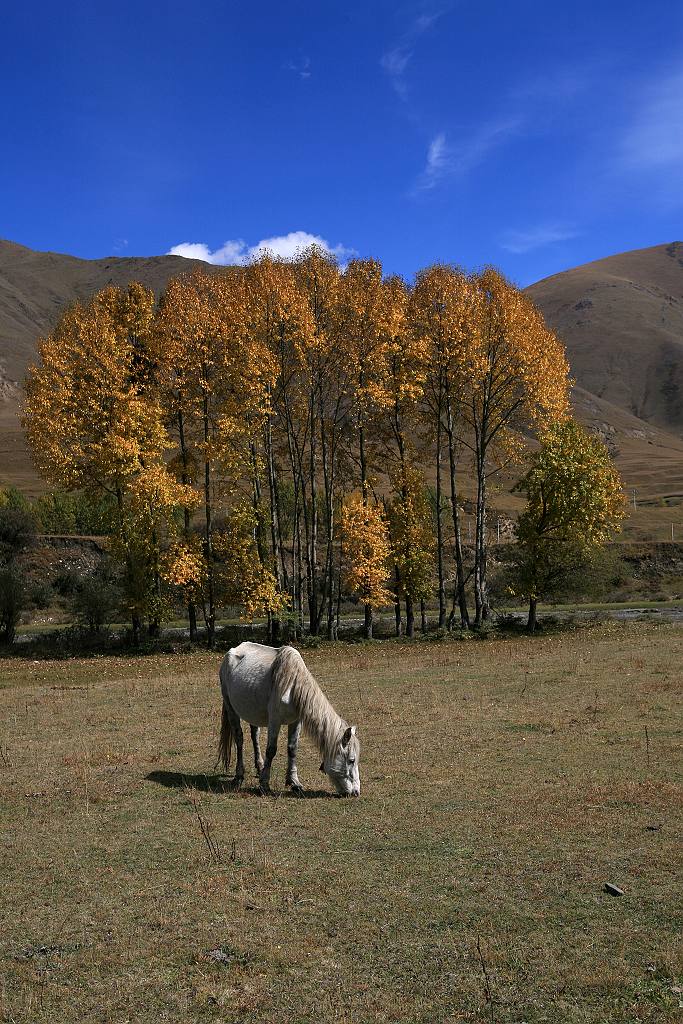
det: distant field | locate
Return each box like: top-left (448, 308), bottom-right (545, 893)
top-left (1, 624), bottom-right (681, 1023)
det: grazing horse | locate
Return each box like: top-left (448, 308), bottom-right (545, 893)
top-left (218, 642), bottom-right (361, 797)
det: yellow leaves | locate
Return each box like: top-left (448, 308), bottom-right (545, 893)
top-left (213, 505), bottom-right (287, 619)
top-left (340, 495), bottom-right (393, 608)
top-left (161, 536), bottom-right (207, 595)
top-left (387, 467), bottom-right (434, 601)
top-left (517, 419), bottom-right (626, 549)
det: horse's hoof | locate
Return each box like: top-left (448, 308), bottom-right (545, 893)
top-left (228, 776), bottom-right (243, 791)
top-left (258, 784), bottom-right (272, 797)
top-left (289, 782), bottom-right (305, 797)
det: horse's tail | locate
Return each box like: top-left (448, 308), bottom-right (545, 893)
top-left (216, 700), bottom-right (233, 773)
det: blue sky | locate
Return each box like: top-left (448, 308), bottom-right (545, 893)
top-left (2, 1), bottom-right (681, 285)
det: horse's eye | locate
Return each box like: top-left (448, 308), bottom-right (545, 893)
top-left (348, 758), bottom-right (355, 765)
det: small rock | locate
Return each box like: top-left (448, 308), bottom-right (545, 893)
top-left (207, 949), bottom-right (231, 963)
top-left (604, 882), bottom-right (625, 896)
top-left (645, 824), bottom-right (662, 831)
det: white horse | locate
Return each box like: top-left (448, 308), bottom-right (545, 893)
top-left (218, 642), bottom-right (361, 797)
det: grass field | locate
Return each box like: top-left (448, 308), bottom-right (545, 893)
top-left (1, 623), bottom-right (681, 1023)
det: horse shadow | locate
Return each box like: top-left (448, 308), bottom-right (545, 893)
top-left (145, 770), bottom-right (331, 799)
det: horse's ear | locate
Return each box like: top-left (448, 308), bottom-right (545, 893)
top-left (319, 761), bottom-right (325, 773)
top-left (351, 725), bottom-right (357, 736)
top-left (341, 726), bottom-right (352, 747)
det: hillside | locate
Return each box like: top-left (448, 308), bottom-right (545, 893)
top-left (1, 239), bottom-right (682, 533)
top-left (527, 241), bottom-right (683, 434)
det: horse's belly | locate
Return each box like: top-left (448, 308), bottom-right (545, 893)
top-left (227, 677), bottom-right (271, 726)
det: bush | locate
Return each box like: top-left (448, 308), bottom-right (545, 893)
top-left (0, 566), bottom-right (26, 644)
top-left (28, 580), bottom-right (53, 610)
top-left (0, 505), bottom-right (37, 560)
top-left (72, 569), bottom-right (121, 632)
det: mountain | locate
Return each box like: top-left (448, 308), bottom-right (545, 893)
top-left (527, 242), bottom-right (683, 435)
top-left (0, 239), bottom-right (210, 389)
top-left (1, 239), bottom-right (683, 516)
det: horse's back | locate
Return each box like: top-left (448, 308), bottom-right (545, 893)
top-left (219, 642), bottom-right (280, 727)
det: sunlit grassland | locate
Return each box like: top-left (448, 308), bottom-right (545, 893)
top-left (1, 622), bottom-right (681, 1023)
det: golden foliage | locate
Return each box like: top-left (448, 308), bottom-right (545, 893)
top-left (213, 506), bottom-right (287, 619)
top-left (387, 467), bottom-right (434, 601)
top-left (340, 495), bottom-right (393, 608)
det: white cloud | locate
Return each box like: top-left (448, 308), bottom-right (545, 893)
top-left (380, 11), bottom-right (442, 99)
top-left (413, 119), bottom-right (521, 194)
top-left (621, 68), bottom-right (683, 171)
top-left (167, 231), bottom-right (355, 265)
top-left (499, 224), bottom-right (579, 254)
top-left (284, 56), bottom-right (311, 80)
top-left (413, 132), bottom-right (449, 191)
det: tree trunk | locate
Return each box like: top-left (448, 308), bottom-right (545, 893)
top-left (444, 380), bottom-right (469, 628)
top-left (359, 414), bottom-right (373, 640)
top-left (527, 597), bottom-right (538, 633)
top-left (435, 404), bottom-right (446, 628)
top-left (405, 594), bottom-right (415, 638)
top-left (364, 602), bottom-right (373, 640)
top-left (394, 560), bottom-right (402, 636)
top-left (474, 443), bottom-right (489, 627)
top-left (203, 395), bottom-right (215, 649)
top-left (177, 409), bottom-right (198, 642)
top-left (421, 598), bottom-right (427, 634)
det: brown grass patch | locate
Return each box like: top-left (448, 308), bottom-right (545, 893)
top-left (1, 622), bottom-right (681, 1022)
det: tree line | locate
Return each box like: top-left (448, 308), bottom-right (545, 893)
top-left (22, 247), bottom-right (623, 644)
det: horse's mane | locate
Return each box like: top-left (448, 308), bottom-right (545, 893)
top-left (272, 646), bottom-right (346, 760)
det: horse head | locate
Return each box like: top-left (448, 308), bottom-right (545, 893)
top-left (320, 725), bottom-right (361, 797)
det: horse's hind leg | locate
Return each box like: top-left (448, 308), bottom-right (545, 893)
top-left (250, 725), bottom-right (264, 776)
top-left (285, 721), bottom-right (304, 795)
top-left (224, 698), bottom-right (245, 789)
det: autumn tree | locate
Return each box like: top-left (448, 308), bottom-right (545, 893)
top-left (510, 419), bottom-right (626, 631)
top-left (411, 266), bottom-right (474, 629)
top-left (378, 274), bottom-right (432, 635)
top-left (292, 247), bottom-right (348, 637)
top-left (154, 270), bottom-right (275, 645)
top-left (335, 259), bottom-right (395, 638)
top-left (386, 468), bottom-right (434, 637)
top-left (213, 504), bottom-right (288, 622)
top-left (23, 284), bottom-right (193, 643)
top-left (460, 270), bottom-right (570, 626)
top-left (340, 495), bottom-right (392, 635)
top-left (244, 254), bottom-right (315, 635)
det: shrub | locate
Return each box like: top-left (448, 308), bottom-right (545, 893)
top-left (0, 566), bottom-right (26, 644)
top-left (72, 569), bottom-right (121, 632)
top-left (0, 506), bottom-right (37, 560)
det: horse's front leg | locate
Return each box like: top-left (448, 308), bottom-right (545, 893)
top-left (285, 721), bottom-right (304, 795)
top-left (250, 725), bottom-right (264, 777)
top-left (259, 717), bottom-right (281, 795)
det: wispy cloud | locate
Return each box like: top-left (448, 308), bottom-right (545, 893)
top-left (380, 11), bottom-right (442, 99)
top-left (620, 68), bottom-right (683, 172)
top-left (499, 223), bottom-right (579, 254)
top-left (167, 231), bottom-right (355, 265)
top-left (412, 118), bottom-right (521, 194)
top-left (284, 56), bottom-right (311, 80)
top-left (413, 132), bottom-right (449, 191)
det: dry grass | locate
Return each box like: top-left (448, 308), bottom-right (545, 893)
top-left (1, 623), bottom-right (681, 1023)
